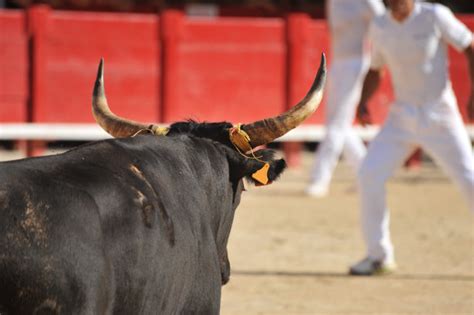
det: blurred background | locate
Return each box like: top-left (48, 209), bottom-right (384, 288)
top-left (2, 0), bottom-right (474, 14)
top-left (0, 0), bottom-right (473, 163)
top-left (1, 2), bottom-right (473, 314)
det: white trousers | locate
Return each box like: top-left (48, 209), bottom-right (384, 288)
top-left (310, 57), bottom-right (368, 186)
top-left (358, 96), bottom-right (474, 263)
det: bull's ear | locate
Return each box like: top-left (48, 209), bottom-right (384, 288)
top-left (223, 148), bottom-right (287, 185)
top-left (249, 150), bottom-right (287, 186)
top-left (251, 158), bottom-right (287, 186)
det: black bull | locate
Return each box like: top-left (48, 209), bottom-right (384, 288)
top-left (0, 57), bottom-right (326, 314)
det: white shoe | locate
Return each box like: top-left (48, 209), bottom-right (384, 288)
top-left (305, 182), bottom-right (329, 198)
top-left (349, 257), bottom-right (397, 276)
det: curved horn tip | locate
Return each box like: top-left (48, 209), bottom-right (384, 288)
top-left (96, 58), bottom-right (104, 83)
top-left (318, 53), bottom-right (327, 79)
top-left (320, 52), bottom-right (326, 70)
top-left (312, 52), bottom-right (327, 91)
top-left (93, 58), bottom-right (105, 98)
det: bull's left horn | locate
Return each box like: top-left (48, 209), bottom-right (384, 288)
top-left (241, 53), bottom-right (327, 148)
top-left (92, 58), bottom-right (163, 138)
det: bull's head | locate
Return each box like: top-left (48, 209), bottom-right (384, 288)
top-left (91, 56), bottom-right (326, 285)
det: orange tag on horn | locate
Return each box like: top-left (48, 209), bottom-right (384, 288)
top-left (252, 163), bottom-right (270, 185)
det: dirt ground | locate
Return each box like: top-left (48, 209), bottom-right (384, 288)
top-left (221, 152), bottom-right (473, 315)
top-left (1, 149), bottom-right (472, 314)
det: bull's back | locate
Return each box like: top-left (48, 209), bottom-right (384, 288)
top-left (0, 137), bottom-right (227, 314)
top-left (0, 165), bottom-right (110, 314)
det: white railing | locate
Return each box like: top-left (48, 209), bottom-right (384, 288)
top-left (0, 123), bottom-right (473, 142)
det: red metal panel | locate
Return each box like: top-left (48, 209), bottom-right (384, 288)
top-left (160, 10), bottom-right (184, 123)
top-left (0, 10), bottom-right (28, 122)
top-left (32, 9), bottom-right (161, 123)
top-left (294, 19), bottom-right (329, 124)
top-left (163, 17), bottom-right (286, 124)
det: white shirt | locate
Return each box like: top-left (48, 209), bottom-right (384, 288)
top-left (328, 0), bottom-right (385, 59)
top-left (369, 2), bottom-right (473, 106)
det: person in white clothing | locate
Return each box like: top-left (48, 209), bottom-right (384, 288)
top-left (306, 0), bottom-right (385, 197)
top-left (350, 0), bottom-right (474, 275)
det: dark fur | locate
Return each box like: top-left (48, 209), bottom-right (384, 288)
top-left (0, 121), bottom-right (286, 314)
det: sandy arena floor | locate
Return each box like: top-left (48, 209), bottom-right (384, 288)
top-left (221, 152), bottom-right (473, 315)
top-left (1, 149), bottom-right (473, 314)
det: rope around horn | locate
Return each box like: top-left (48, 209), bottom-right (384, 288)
top-left (228, 124), bottom-right (270, 185)
top-left (131, 125), bottom-right (169, 137)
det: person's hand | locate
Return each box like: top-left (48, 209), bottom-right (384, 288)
top-left (357, 102), bottom-right (372, 126)
top-left (468, 90), bottom-right (474, 121)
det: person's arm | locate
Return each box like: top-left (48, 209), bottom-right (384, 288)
top-left (464, 40), bottom-right (474, 120)
top-left (433, 4), bottom-right (473, 120)
top-left (357, 69), bottom-right (383, 126)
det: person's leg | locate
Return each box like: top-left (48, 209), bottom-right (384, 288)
top-left (357, 120), bottom-right (415, 264)
top-left (340, 58), bottom-right (368, 174)
top-left (420, 110), bottom-right (474, 212)
top-left (342, 129), bottom-right (367, 173)
top-left (309, 59), bottom-right (367, 194)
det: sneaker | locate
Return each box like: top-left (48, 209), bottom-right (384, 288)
top-left (349, 257), bottom-right (397, 276)
top-left (305, 182), bottom-right (329, 198)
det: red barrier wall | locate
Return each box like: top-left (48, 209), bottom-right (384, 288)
top-left (163, 14), bottom-right (287, 123)
top-left (29, 6), bottom-right (161, 123)
top-left (289, 15), bottom-right (329, 124)
top-left (0, 11), bottom-right (28, 122)
top-left (0, 7), bottom-right (472, 129)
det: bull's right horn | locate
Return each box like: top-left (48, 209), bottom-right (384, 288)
top-left (241, 53), bottom-right (327, 148)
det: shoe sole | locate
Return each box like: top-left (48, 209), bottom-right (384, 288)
top-left (349, 266), bottom-right (397, 276)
